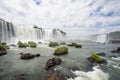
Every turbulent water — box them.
[0,43,120,80]
[0,19,66,44]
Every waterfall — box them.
[0,19,15,43]
[0,19,66,44]
[96,34,107,43]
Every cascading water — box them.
[0,19,15,43]
[0,19,66,44]
[96,34,107,43]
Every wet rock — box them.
[35,54,40,57]
[45,57,62,70]
[97,53,106,57]
[111,47,120,53]
[111,50,120,53]
[20,53,40,59]
[45,71,66,80]
[0,45,7,56]
[10,44,17,47]
[87,57,107,64]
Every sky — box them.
[0,0,120,39]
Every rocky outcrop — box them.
[87,57,107,64]
[97,53,106,57]
[20,53,40,59]
[0,45,7,56]
[45,57,62,70]
[45,71,66,80]
[54,47,68,55]
[111,47,120,53]
[87,53,107,64]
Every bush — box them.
[75,44,82,48]
[71,42,77,46]
[91,53,102,62]
[17,41,28,48]
[28,41,37,48]
[1,42,9,49]
[68,42,82,48]
[54,46,68,55]
[49,42,59,47]
[60,42,66,45]
[117,47,120,51]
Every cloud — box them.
[0,0,120,39]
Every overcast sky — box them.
[0,0,120,39]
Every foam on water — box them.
[111,57,120,61]
[68,66,109,80]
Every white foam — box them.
[111,57,120,61]
[68,66,109,80]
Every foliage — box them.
[91,53,102,62]
[17,41,28,48]
[28,41,37,48]
[75,44,82,48]
[54,46,68,55]
[117,47,120,51]
[49,41,59,47]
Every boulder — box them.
[60,42,66,45]
[67,43,82,48]
[45,71,66,80]
[20,53,40,59]
[45,57,62,70]
[49,42,59,47]
[54,46,68,55]
[87,53,107,64]
[97,53,106,57]
[28,41,37,48]
[0,45,7,56]
[111,47,120,53]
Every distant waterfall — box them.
[96,34,107,43]
[0,19,66,44]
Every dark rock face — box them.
[20,53,40,59]
[45,71,66,80]
[87,57,107,64]
[45,57,62,70]
[97,53,106,57]
[0,45,7,56]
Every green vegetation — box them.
[17,41,28,48]
[91,53,102,62]
[74,44,82,48]
[60,42,66,45]
[54,46,68,55]
[117,47,120,51]
[0,42,9,49]
[28,41,37,48]
[49,41,59,47]
[68,42,82,48]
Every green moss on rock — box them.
[1,42,9,49]
[28,41,37,48]
[54,46,68,55]
[68,42,82,48]
[75,44,82,48]
[17,41,28,48]
[117,47,120,51]
[91,53,102,62]
[60,42,66,45]
[49,42,59,47]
